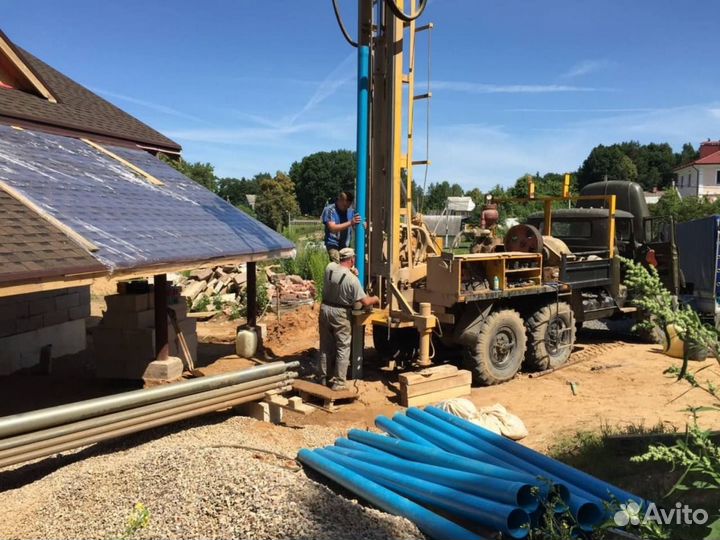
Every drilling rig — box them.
[336,1,651,386]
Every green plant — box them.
[212,295,223,311]
[192,295,210,312]
[119,502,150,539]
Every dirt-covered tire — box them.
[462,309,526,386]
[524,302,576,371]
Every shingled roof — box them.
[0,30,180,152]
[0,189,105,286]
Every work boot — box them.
[330,380,347,392]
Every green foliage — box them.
[159,154,217,191]
[119,502,150,539]
[289,150,356,215]
[192,295,210,313]
[421,181,464,212]
[577,145,639,187]
[254,172,301,231]
[281,242,329,300]
[651,188,720,223]
[577,141,699,190]
[215,174,263,207]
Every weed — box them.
[118,502,149,539]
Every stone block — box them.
[168,301,188,320]
[68,303,91,321]
[0,318,17,338]
[101,309,155,329]
[237,401,270,422]
[0,319,86,375]
[28,297,54,316]
[143,356,184,382]
[76,286,91,305]
[15,314,43,333]
[55,292,80,311]
[0,299,28,321]
[104,293,148,313]
[43,309,70,327]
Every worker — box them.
[318,247,379,390]
[321,191,361,263]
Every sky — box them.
[4,0,720,191]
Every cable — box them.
[331,0,358,47]
[385,0,428,22]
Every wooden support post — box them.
[417,302,433,367]
[154,273,169,360]
[247,261,257,327]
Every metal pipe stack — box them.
[298,405,645,540]
[0,361,299,469]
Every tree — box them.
[577,145,638,188]
[677,142,699,166]
[651,189,720,223]
[215,176,260,207]
[289,150,356,215]
[255,172,301,231]
[422,181,464,212]
[159,154,217,191]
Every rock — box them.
[190,268,213,281]
[183,280,207,301]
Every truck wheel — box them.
[525,302,576,371]
[462,309,526,386]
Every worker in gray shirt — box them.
[318,247,379,390]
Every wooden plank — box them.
[404,385,471,407]
[402,370,471,398]
[0,277,95,298]
[293,379,359,400]
[0,34,57,102]
[399,364,458,386]
[0,179,99,252]
[82,138,165,186]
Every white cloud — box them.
[424,103,720,191]
[559,59,613,80]
[93,88,206,123]
[431,81,607,94]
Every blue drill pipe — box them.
[343,432,541,485]
[425,406,644,507]
[297,449,484,540]
[391,413,511,469]
[317,449,530,539]
[375,415,436,447]
[568,493,605,532]
[355,45,370,284]
[327,444,539,512]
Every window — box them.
[551,221,592,238]
[716,170,720,185]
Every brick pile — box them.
[175,265,247,311]
[266,271,316,308]
[92,292,196,379]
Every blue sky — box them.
[4,1,720,191]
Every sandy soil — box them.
[195,304,720,451]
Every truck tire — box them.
[462,309,526,386]
[525,302,576,371]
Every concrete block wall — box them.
[0,286,90,375]
[93,293,197,379]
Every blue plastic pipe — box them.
[375,415,436,447]
[327,445,539,512]
[317,449,530,538]
[297,449,484,540]
[424,406,644,507]
[343,432,540,485]
[391,413,512,469]
[355,45,370,285]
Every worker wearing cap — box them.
[318,247,379,390]
[321,192,361,263]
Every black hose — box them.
[385,0,428,22]
[331,0,358,47]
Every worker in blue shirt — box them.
[321,191,361,263]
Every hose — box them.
[385,0,428,22]
[331,0,358,47]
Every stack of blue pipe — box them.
[298,406,644,540]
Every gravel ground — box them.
[0,414,423,540]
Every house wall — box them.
[676,165,720,198]
[0,286,90,374]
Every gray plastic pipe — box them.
[0,373,296,453]
[0,361,298,438]
[0,376,295,460]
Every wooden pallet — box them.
[292,379,359,412]
[399,364,472,407]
